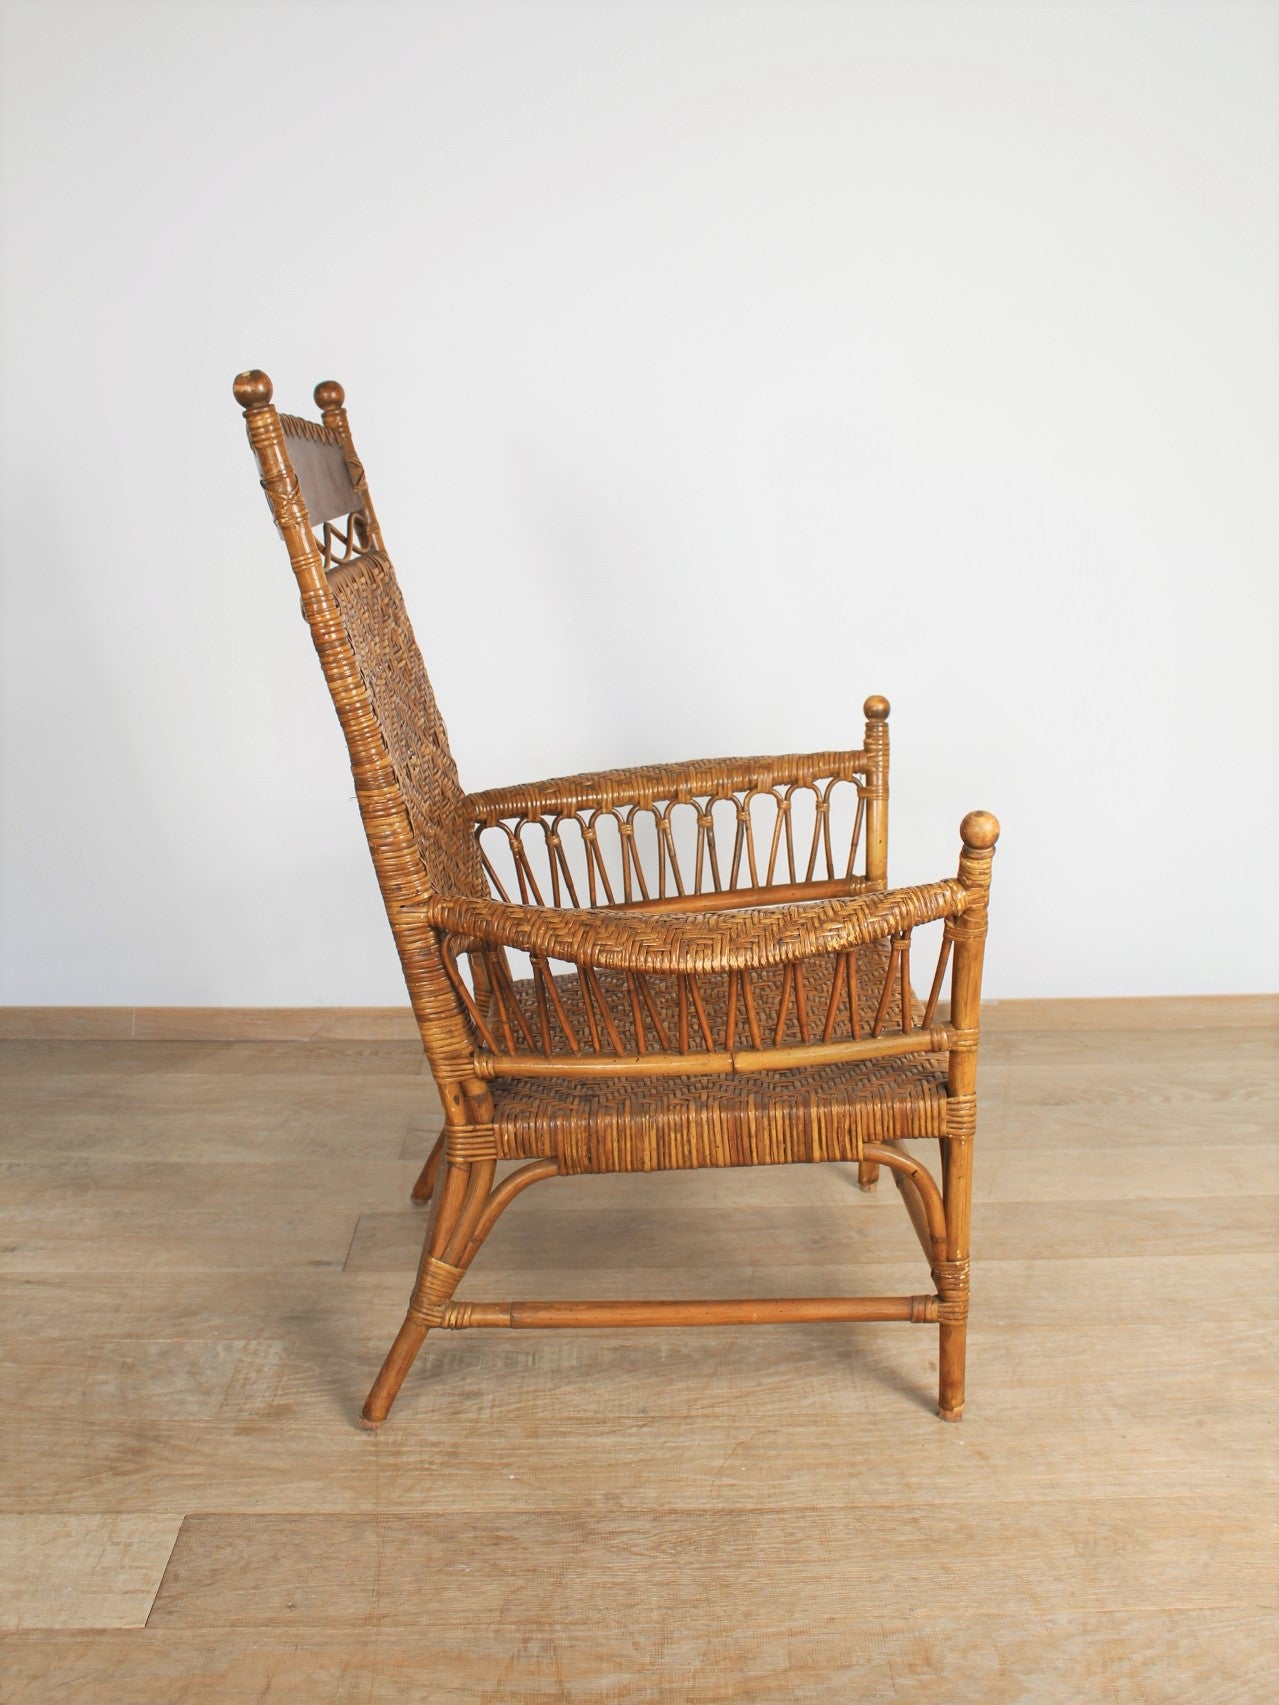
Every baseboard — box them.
[0,1006,422,1042]
[985,994,1278,1031]
[0,995,1274,1042]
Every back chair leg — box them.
[410,1132,445,1203]
[857,1158,880,1192]
[360,1156,494,1428]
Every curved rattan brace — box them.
[458,1159,560,1270]
[860,1141,948,1267]
[440,1160,497,1266]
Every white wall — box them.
[1,0,1276,1004]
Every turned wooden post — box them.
[938,808,999,1420]
[234,370,330,614]
[858,695,890,1189]
[862,695,890,888]
[314,379,386,554]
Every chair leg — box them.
[937,1135,973,1422]
[938,1321,966,1422]
[857,1158,880,1192]
[360,1157,488,1428]
[359,1312,434,1430]
[410,1132,444,1203]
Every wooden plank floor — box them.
[0,1001,1275,1702]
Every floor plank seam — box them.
[340,1213,366,1274]
[142,1517,189,1631]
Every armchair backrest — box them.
[234,371,484,906]
[234,370,483,1080]
[233,369,899,1084]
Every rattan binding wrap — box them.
[233,369,999,1429]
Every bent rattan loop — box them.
[233,369,999,1427]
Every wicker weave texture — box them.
[494,1057,949,1171]
[327,553,486,901]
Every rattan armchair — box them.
[233,371,999,1428]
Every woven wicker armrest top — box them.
[465,749,870,823]
[415,880,967,976]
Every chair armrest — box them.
[417,879,967,977]
[465,748,871,824]
[423,808,994,1079]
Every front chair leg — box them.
[938,1319,967,1422]
[936,1134,973,1422]
[857,1158,880,1192]
[361,1157,491,1428]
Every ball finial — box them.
[233,369,273,410]
[314,380,345,411]
[863,694,890,722]
[960,810,1000,850]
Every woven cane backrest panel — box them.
[277,414,361,526]
[327,551,486,900]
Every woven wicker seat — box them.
[492,1056,950,1174]
[234,370,1000,1427]
[495,950,948,1169]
